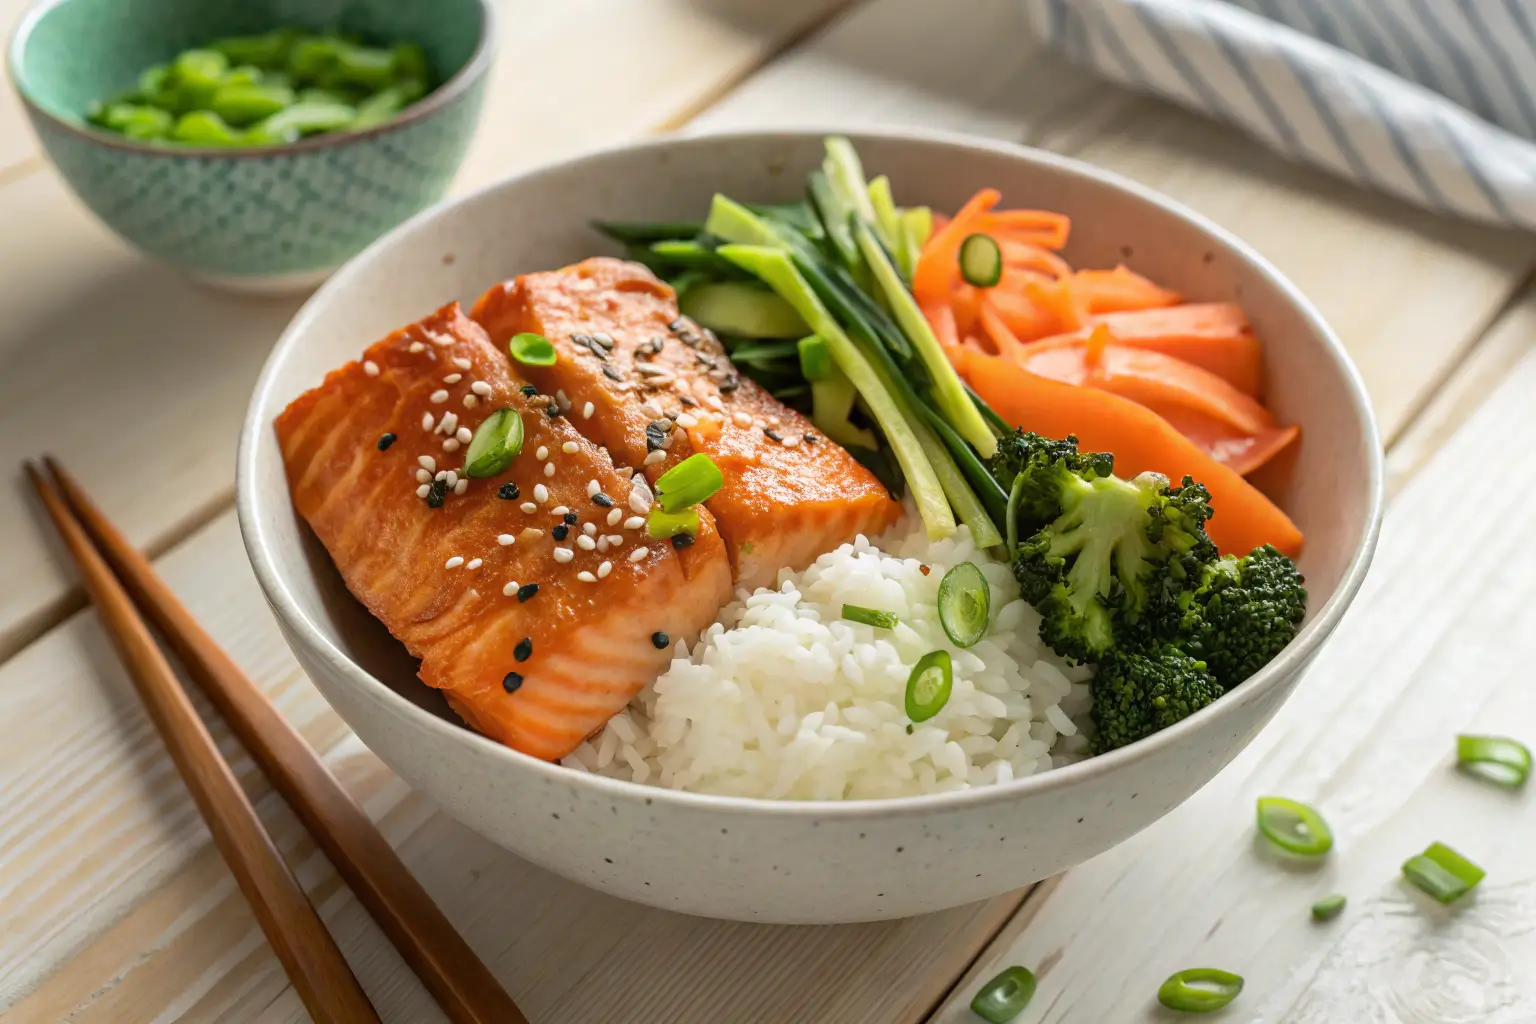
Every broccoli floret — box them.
[1178,544,1307,689]
[1090,645,1222,752]
[996,432,1215,664]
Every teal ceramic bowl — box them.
[8,0,494,292]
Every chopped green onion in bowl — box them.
[463,408,524,479]
[509,332,558,367]
[1255,796,1333,856]
[970,965,1036,1023]
[842,605,898,629]
[1456,734,1530,787]
[1402,842,1484,903]
[1157,968,1244,1013]
[937,561,990,647]
[647,507,700,540]
[1310,894,1347,921]
[654,453,724,512]
[905,650,953,723]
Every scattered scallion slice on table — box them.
[509,332,557,366]
[1157,968,1244,1014]
[969,965,1036,1024]
[1311,894,1347,921]
[842,605,898,629]
[1455,734,1531,787]
[1255,796,1333,856]
[937,561,990,647]
[654,453,724,513]
[958,233,1002,287]
[463,408,524,479]
[646,507,700,540]
[905,650,953,723]
[1402,842,1484,903]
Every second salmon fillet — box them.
[472,258,902,590]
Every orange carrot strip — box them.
[914,188,1000,307]
[987,287,1062,342]
[951,283,982,337]
[1074,266,1183,313]
[925,301,961,355]
[953,347,1303,557]
[979,299,1027,361]
[999,239,1073,278]
[1152,405,1301,477]
[1024,278,1089,334]
[976,210,1071,248]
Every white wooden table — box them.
[3,1,1534,1020]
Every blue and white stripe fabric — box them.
[1020,0,1536,229]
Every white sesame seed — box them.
[454,479,468,495]
[418,455,436,472]
[409,342,426,353]
[597,537,610,552]
[422,412,435,431]
[597,561,612,578]
[435,470,450,482]
[443,373,462,384]
[543,463,556,478]
[615,466,634,478]
[706,395,725,412]
[442,438,461,452]
[577,535,596,551]
[430,389,449,404]
[452,356,472,370]
[606,534,624,546]
[521,502,537,513]
[503,580,519,596]
[628,478,654,513]
[521,528,544,540]
[582,401,595,419]
[439,412,458,434]
[640,401,664,418]
[466,558,482,569]
[644,450,666,466]
[586,479,601,498]
[607,508,623,526]
[497,533,515,546]
[556,389,571,411]
[582,522,597,536]
[732,411,752,428]
[629,547,650,562]
[445,471,458,487]
[533,483,549,503]
[444,556,464,569]
[416,469,432,484]
[456,426,473,444]
[471,380,492,397]
[553,547,574,563]
[551,506,569,516]
[364,360,380,376]
[535,446,549,460]
[416,484,431,498]
[675,413,698,428]
[658,432,676,450]
[463,394,478,408]
[577,571,598,583]
[592,331,613,345]
[624,516,646,530]
[562,441,579,454]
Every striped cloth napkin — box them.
[1020,0,1536,229]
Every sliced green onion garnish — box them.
[969,965,1036,1024]
[905,650,953,723]
[646,506,700,540]
[1402,842,1484,903]
[842,604,898,629]
[798,334,834,381]
[509,332,557,366]
[1157,968,1243,1013]
[654,453,724,513]
[1255,796,1333,856]
[1311,894,1346,921]
[463,408,524,478]
[1456,734,1531,787]
[938,562,990,647]
[958,233,1002,288]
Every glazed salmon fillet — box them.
[472,258,901,590]
[275,302,732,760]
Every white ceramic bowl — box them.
[237,128,1383,925]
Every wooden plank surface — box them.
[0,0,853,660]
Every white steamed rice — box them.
[562,514,1095,800]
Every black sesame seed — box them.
[514,637,533,662]
[376,432,396,451]
[651,631,670,649]
[764,428,784,443]
[517,582,540,602]
[552,524,569,541]
[426,479,448,508]
[905,724,914,734]
[671,532,694,550]
[503,672,523,693]
[520,384,538,397]
[718,375,740,393]
[602,365,625,382]
[571,333,590,344]
[678,395,698,407]
[546,401,561,418]
[802,432,817,445]
[592,493,614,508]
[498,482,520,500]
[668,318,685,332]
[563,511,579,525]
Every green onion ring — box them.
[1157,968,1244,1013]
[1456,734,1531,788]
[1255,796,1333,856]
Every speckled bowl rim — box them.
[237,125,1385,822]
[5,0,496,159]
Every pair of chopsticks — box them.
[26,458,527,1024]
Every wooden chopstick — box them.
[42,457,527,1024]
[25,462,382,1024]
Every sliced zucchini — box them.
[958,233,1002,288]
